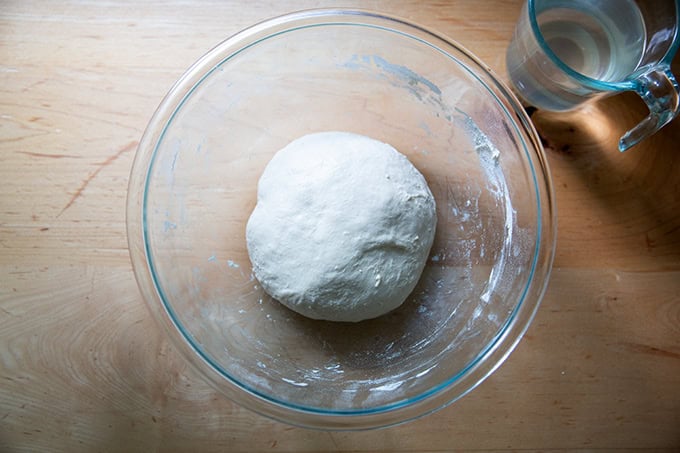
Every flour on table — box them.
[246,131,437,322]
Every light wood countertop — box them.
[1,1,679,451]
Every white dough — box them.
[246,131,437,322]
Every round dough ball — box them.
[246,131,436,322]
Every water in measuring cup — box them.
[508,0,647,111]
[541,2,645,81]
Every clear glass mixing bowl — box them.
[127,9,556,430]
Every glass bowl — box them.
[127,9,556,430]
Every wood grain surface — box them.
[1,1,679,451]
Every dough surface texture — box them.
[246,131,436,322]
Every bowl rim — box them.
[126,8,557,430]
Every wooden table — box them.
[2,1,679,451]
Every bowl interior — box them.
[135,13,550,422]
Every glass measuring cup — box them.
[507,0,680,151]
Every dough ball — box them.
[246,131,436,322]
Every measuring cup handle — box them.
[619,66,680,151]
